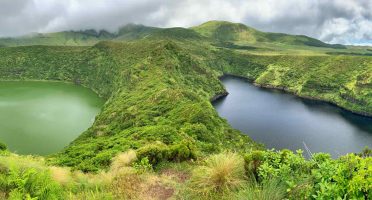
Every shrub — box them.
[243,150,265,180]
[136,141,197,166]
[75,161,99,173]
[132,157,153,173]
[169,141,197,162]
[357,146,372,158]
[93,151,116,167]
[186,152,246,199]
[181,123,216,143]
[0,142,7,151]
[136,143,170,166]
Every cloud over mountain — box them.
[0,0,371,45]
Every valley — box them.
[0,21,370,200]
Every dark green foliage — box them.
[168,141,197,162]
[357,146,372,158]
[0,141,6,151]
[136,141,197,166]
[242,150,372,199]
[244,150,265,180]
[136,143,170,166]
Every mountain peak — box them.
[197,20,251,28]
[192,20,259,42]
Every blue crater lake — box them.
[213,76,372,156]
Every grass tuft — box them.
[110,150,137,174]
[186,152,246,199]
[236,179,286,200]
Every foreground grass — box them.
[0,149,180,199]
[1,149,370,199]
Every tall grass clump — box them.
[110,150,137,174]
[110,150,144,199]
[236,179,286,200]
[185,152,246,199]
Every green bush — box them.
[136,143,170,166]
[0,142,7,151]
[243,150,265,180]
[136,141,198,166]
[250,149,372,199]
[132,157,152,173]
[169,141,197,162]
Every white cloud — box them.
[0,0,371,45]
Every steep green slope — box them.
[192,21,259,42]
[0,40,259,171]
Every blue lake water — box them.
[213,76,372,156]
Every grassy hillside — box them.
[115,24,159,40]
[0,21,371,199]
[192,21,345,48]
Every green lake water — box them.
[0,81,104,155]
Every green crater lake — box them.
[0,81,104,155]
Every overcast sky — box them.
[1,0,371,45]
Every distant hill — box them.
[0,20,345,49]
[191,21,345,49]
[0,30,115,46]
[115,24,159,40]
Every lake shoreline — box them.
[0,79,106,100]
[0,81,104,155]
[215,73,372,118]
[213,75,372,156]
